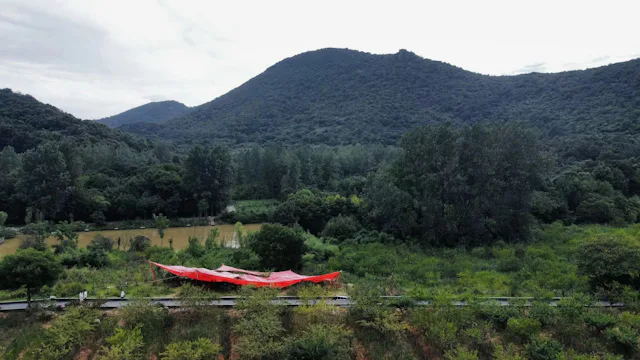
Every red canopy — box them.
[150,262,340,288]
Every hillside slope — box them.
[0,89,148,153]
[120,48,640,146]
[96,100,190,128]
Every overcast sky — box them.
[1,0,639,119]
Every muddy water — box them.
[0,224,262,257]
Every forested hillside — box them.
[96,100,190,128]
[120,48,640,146]
[0,89,148,153]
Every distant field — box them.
[0,224,262,257]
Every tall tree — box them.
[0,249,62,307]
[17,142,71,220]
[183,145,233,215]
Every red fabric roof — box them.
[150,262,340,288]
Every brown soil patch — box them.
[73,347,93,360]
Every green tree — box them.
[320,215,361,241]
[17,142,71,220]
[205,228,219,250]
[576,234,640,290]
[183,145,233,215]
[0,249,62,306]
[248,224,307,270]
[153,213,170,246]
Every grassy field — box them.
[0,224,263,258]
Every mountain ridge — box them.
[0,88,149,153]
[96,100,190,128]
[117,48,640,147]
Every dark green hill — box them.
[0,89,148,153]
[120,48,640,146]
[96,100,190,128]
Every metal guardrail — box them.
[0,296,624,312]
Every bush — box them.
[0,227,16,240]
[281,324,354,360]
[320,215,361,241]
[119,301,172,346]
[507,317,541,341]
[130,235,152,253]
[96,326,145,360]
[60,248,109,268]
[185,236,205,258]
[529,301,558,327]
[21,307,99,360]
[89,234,114,252]
[444,346,479,360]
[605,326,638,354]
[525,336,563,360]
[248,224,307,270]
[583,311,617,331]
[575,234,640,290]
[160,338,221,360]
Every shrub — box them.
[529,301,558,326]
[96,326,145,360]
[444,346,479,360]
[281,324,354,360]
[160,338,221,360]
[605,326,638,354]
[575,234,640,290]
[119,301,172,346]
[583,311,617,331]
[248,224,307,270]
[89,234,114,252]
[0,227,16,240]
[130,235,152,252]
[21,307,99,360]
[320,215,361,241]
[185,237,205,258]
[525,336,563,360]
[507,317,541,341]
[234,288,286,360]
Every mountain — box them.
[96,100,190,128]
[0,89,148,153]
[119,48,640,147]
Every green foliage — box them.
[248,223,307,270]
[320,215,361,241]
[525,336,563,360]
[205,228,219,250]
[21,307,99,360]
[153,213,170,242]
[605,326,638,354]
[89,234,114,252]
[576,234,640,289]
[507,317,542,341]
[160,338,221,360]
[97,326,145,360]
[0,248,62,303]
[183,145,233,215]
[234,288,286,360]
[583,311,618,331]
[130,235,152,253]
[281,324,354,360]
[444,346,479,360]
[185,236,205,258]
[119,301,172,346]
[367,123,542,246]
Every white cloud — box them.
[0,0,639,118]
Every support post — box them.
[149,261,157,284]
